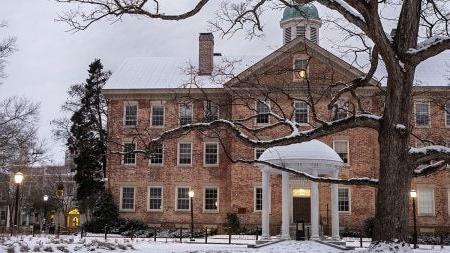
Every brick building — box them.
[103,4,450,237]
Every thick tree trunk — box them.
[373,69,414,241]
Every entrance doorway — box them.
[292,188,311,223]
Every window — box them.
[284,27,292,44]
[332,101,349,120]
[121,187,135,211]
[254,187,263,212]
[294,101,308,124]
[338,188,350,212]
[204,187,218,211]
[0,207,6,226]
[334,140,349,164]
[150,143,163,165]
[256,101,270,125]
[310,27,318,43]
[417,187,435,215]
[123,143,136,165]
[255,148,266,160]
[124,102,138,126]
[179,103,193,125]
[296,26,306,38]
[176,187,190,210]
[148,187,163,211]
[204,101,219,122]
[294,58,308,79]
[151,105,165,127]
[445,101,450,127]
[178,143,192,165]
[415,102,430,127]
[204,143,219,166]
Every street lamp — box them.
[189,190,195,241]
[410,189,417,249]
[14,172,24,234]
[43,195,49,232]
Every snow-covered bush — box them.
[19,244,30,252]
[55,245,69,253]
[32,245,41,252]
[42,246,53,252]
[6,245,15,253]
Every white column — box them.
[261,169,271,240]
[281,171,290,239]
[6,205,10,228]
[310,170,320,240]
[331,170,340,240]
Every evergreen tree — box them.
[69,59,109,216]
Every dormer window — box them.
[293,57,309,80]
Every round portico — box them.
[257,140,344,241]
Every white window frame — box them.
[177,142,193,166]
[253,186,271,213]
[293,100,309,124]
[417,186,435,216]
[179,102,193,126]
[150,104,165,128]
[120,186,136,212]
[149,143,164,166]
[333,140,350,165]
[293,54,309,81]
[175,186,191,211]
[203,187,219,213]
[332,100,349,120]
[445,101,450,128]
[203,142,219,167]
[147,186,163,212]
[338,187,351,214]
[414,101,431,128]
[254,148,266,160]
[204,101,219,122]
[123,101,138,127]
[122,142,137,166]
[255,100,271,126]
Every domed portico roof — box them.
[258,140,343,175]
[282,3,320,21]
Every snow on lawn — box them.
[0,235,339,253]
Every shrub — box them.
[225,213,240,234]
[42,246,53,252]
[55,246,69,253]
[364,217,376,238]
[20,244,30,252]
[32,245,41,252]
[7,245,15,253]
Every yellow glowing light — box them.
[293,188,311,197]
[297,70,307,79]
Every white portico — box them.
[257,140,343,240]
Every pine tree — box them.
[69,59,109,216]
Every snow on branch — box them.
[413,160,447,177]
[406,36,450,64]
[314,0,368,33]
[409,145,450,165]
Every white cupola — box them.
[280,2,322,45]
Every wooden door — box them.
[293,197,311,223]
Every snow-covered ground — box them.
[1,235,449,253]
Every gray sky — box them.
[0,1,448,164]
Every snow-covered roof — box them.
[104,56,263,90]
[258,140,343,175]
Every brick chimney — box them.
[198,33,214,76]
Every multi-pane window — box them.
[255,148,266,160]
[284,27,292,44]
[296,26,306,38]
[445,101,450,127]
[204,187,218,211]
[150,143,163,165]
[179,103,193,125]
[0,207,6,226]
[178,143,192,165]
[415,102,430,127]
[176,187,190,210]
[294,59,308,79]
[418,187,435,215]
[256,101,270,124]
[121,187,135,210]
[254,187,263,211]
[334,140,349,164]
[123,143,136,165]
[338,188,350,212]
[148,187,163,211]
[151,105,165,127]
[124,103,138,126]
[332,102,348,120]
[204,101,219,122]
[310,27,318,43]
[294,101,308,124]
[204,143,219,166]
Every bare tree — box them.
[0,22,16,83]
[57,0,450,243]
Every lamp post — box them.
[410,189,418,249]
[14,172,24,234]
[189,190,195,241]
[43,195,49,233]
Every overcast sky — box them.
[0,1,448,164]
